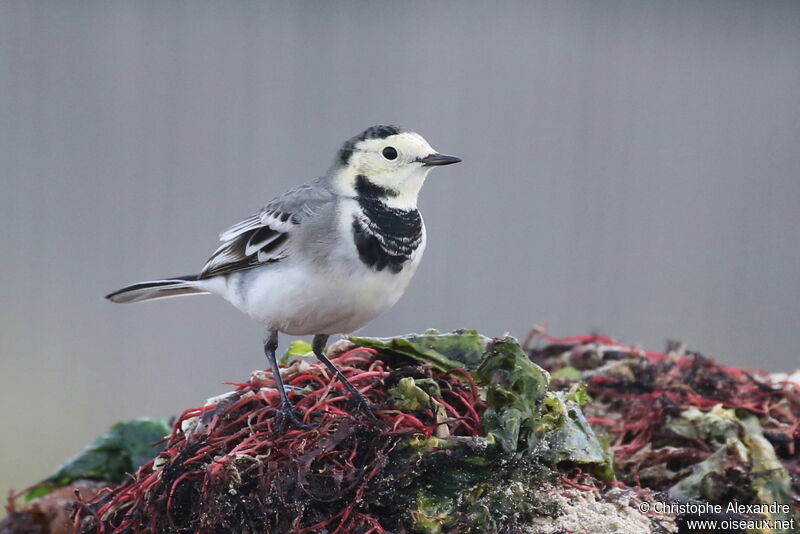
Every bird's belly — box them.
[220,260,418,335]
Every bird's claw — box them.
[273,403,312,433]
[350,396,378,421]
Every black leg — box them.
[264,328,309,430]
[312,334,376,420]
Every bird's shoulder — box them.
[218,176,337,241]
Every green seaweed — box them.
[666,405,739,445]
[352,332,614,532]
[385,434,555,533]
[279,339,313,364]
[538,388,615,481]
[26,418,171,502]
[668,405,793,528]
[474,337,550,456]
[350,329,490,371]
[550,366,583,380]
[49,417,170,483]
[739,413,793,528]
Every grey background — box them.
[1,1,799,501]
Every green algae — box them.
[352,331,614,532]
[350,328,490,371]
[25,418,170,502]
[667,405,794,529]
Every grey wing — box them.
[200,178,334,278]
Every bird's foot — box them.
[349,393,378,421]
[273,402,312,433]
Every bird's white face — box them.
[335,131,456,209]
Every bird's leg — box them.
[264,328,310,430]
[312,334,377,420]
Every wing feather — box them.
[218,214,261,241]
[244,226,282,256]
[200,177,334,279]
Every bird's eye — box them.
[382,146,398,160]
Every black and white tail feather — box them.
[105,274,208,303]
[106,177,332,305]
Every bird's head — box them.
[333,125,460,209]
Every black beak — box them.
[418,153,462,167]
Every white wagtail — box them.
[107,125,460,426]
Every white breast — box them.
[206,207,426,335]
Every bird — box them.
[106,125,461,427]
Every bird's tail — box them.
[105,274,209,303]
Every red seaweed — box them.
[70,346,485,534]
[528,329,800,513]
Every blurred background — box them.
[2,0,799,500]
